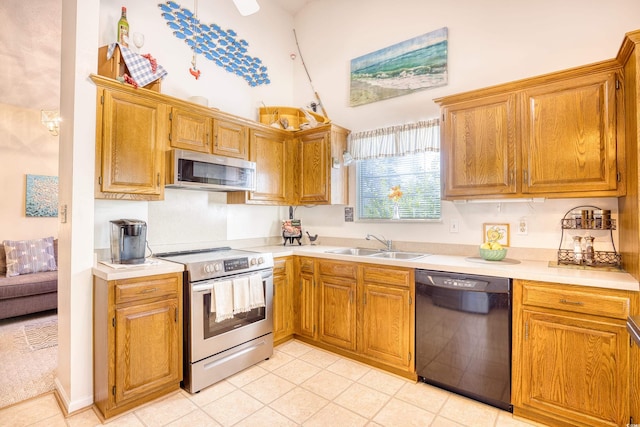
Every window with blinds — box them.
[356,151,441,220]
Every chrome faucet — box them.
[366,234,393,251]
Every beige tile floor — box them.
[0,340,547,427]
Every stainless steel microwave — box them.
[166,149,256,192]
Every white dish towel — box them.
[249,273,265,309]
[233,276,251,314]
[212,280,234,322]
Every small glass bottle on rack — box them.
[584,236,595,265]
[573,236,583,264]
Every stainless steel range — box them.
[156,247,274,393]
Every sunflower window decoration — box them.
[388,185,403,220]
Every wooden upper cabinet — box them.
[298,127,330,204]
[436,63,624,200]
[213,118,248,159]
[440,93,518,197]
[521,72,619,195]
[228,127,291,204]
[95,84,167,200]
[296,124,350,205]
[168,107,211,153]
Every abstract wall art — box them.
[350,27,448,106]
[25,175,58,217]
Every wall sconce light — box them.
[41,110,61,136]
[342,150,354,166]
[232,0,260,16]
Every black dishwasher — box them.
[415,269,512,412]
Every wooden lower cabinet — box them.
[512,279,635,427]
[295,258,415,378]
[295,257,317,340]
[318,261,357,351]
[94,273,183,420]
[362,282,412,369]
[273,257,294,344]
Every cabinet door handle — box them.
[523,169,528,184]
[157,173,160,186]
[509,171,514,184]
[140,287,158,294]
[559,298,584,306]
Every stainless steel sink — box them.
[369,251,428,260]
[325,248,382,256]
[325,248,428,260]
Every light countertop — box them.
[91,244,639,292]
[92,258,185,281]
[248,244,640,292]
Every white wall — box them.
[287,0,640,251]
[94,0,640,253]
[0,104,59,240]
[93,0,295,250]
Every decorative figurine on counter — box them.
[282,219,302,246]
[306,231,318,245]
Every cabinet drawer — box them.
[299,258,315,274]
[363,266,411,287]
[274,258,288,276]
[114,274,179,305]
[319,261,357,279]
[521,281,630,320]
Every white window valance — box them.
[348,118,440,160]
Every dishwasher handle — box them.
[415,269,510,293]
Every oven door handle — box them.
[193,283,214,293]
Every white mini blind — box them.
[352,119,441,221]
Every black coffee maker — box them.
[110,219,147,264]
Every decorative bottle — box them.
[572,236,583,264]
[117,7,129,47]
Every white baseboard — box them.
[54,378,94,414]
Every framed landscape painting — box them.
[349,27,448,106]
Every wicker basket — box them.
[259,106,329,131]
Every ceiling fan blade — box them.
[232,0,260,16]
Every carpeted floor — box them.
[0,310,57,409]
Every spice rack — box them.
[556,205,621,268]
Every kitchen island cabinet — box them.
[512,279,637,427]
[436,62,624,200]
[93,272,183,420]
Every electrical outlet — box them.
[518,218,528,235]
[450,219,459,233]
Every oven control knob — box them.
[204,263,221,273]
[257,257,264,265]
[250,258,257,266]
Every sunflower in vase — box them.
[388,185,403,219]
